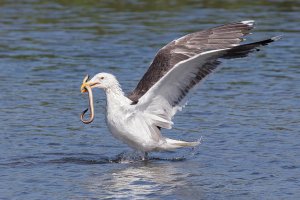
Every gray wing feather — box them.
[127,21,255,102]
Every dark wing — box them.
[134,37,280,129]
[127,20,255,103]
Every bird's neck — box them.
[105,84,131,109]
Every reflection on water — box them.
[86,162,191,199]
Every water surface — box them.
[0,0,299,199]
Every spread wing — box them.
[127,20,256,103]
[132,36,280,129]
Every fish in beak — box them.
[81,75,89,93]
[80,75,95,124]
[81,75,100,93]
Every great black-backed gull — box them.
[80,20,280,159]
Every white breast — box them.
[105,92,149,151]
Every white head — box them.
[81,72,120,92]
[80,73,122,124]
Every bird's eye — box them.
[100,77,104,80]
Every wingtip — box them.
[271,35,283,41]
[240,20,255,27]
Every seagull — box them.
[80,20,280,159]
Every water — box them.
[0,0,299,199]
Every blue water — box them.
[0,1,299,199]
